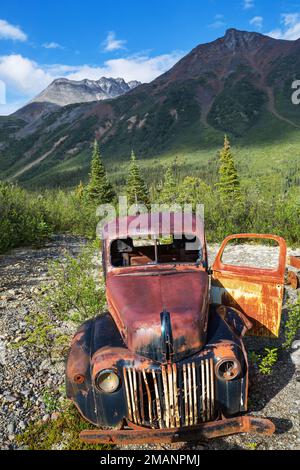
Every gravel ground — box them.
[0,237,299,450]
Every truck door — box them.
[211,234,287,337]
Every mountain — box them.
[32,77,141,107]
[1,28,300,188]
[12,77,141,123]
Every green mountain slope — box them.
[1,28,300,189]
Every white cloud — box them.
[0,50,184,114]
[208,20,226,29]
[102,31,127,52]
[0,18,27,41]
[250,16,263,29]
[208,14,226,29]
[0,54,53,96]
[243,0,254,10]
[282,13,299,27]
[65,52,183,83]
[266,13,300,40]
[42,42,64,50]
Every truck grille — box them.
[123,359,215,428]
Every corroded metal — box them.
[200,360,206,422]
[66,215,287,443]
[192,363,197,426]
[152,369,163,428]
[123,367,132,422]
[161,365,170,427]
[142,369,153,426]
[124,361,215,430]
[209,358,214,419]
[173,363,180,427]
[211,233,287,337]
[288,255,300,270]
[167,364,175,428]
[183,364,188,426]
[79,416,276,445]
[287,270,300,290]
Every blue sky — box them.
[1,0,300,114]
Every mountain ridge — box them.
[30,76,141,107]
[1,28,300,188]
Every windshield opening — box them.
[110,234,202,267]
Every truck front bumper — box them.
[79,415,275,445]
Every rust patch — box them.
[288,255,300,270]
[287,270,300,289]
[91,346,155,379]
[79,416,275,444]
[211,234,287,337]
[66,341,89,383]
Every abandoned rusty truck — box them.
[66,213,287,445]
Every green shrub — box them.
[0,183,53,253]
[16,402,111,450]
[248,348,278,375]
[16,241,106,359]
[258,348,278,375]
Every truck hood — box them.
[106,268,209,362]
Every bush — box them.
[0,183,99,253]
[17,241,106,360]
[16,402,111,450]
[0,183,52,253]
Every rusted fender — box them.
[286,270,300,290]
[288,255,300,270]
[79,416,275,445]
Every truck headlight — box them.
[215,358,240,381]
[95,369,120,393]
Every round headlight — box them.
[95,369,120,393]
[215,359,240,381]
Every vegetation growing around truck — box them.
[15,241,106,360]
[16,400,110,450]
[1,135,300,255]
[248,347,279,375]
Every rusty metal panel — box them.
[123,361,215,429]
[79,416,275,445]
[288,255,300,270]
[211,234,287,337]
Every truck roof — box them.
[102,212,205,242]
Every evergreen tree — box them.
[216,135,241,202]
[86,140,115,204]
[159,163,178,204]
[126,150,150,207]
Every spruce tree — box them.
[126,150,150,207]
[216,135,241,202]
[159,163,177,204]
[86,140,115,204]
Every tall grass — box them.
[0,183,96,253]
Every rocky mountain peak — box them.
[222,28,268,51]
[31,76,141,107]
